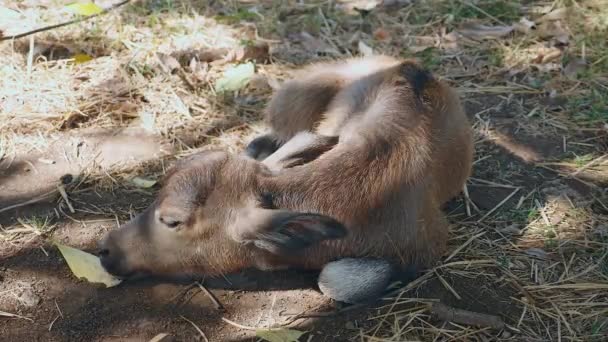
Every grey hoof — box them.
[318,258,393,304]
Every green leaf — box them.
[73,53,93,64]
[215,62,255,93]
[256,328,306,342]
[55,243,122,288]
[131,176,157,188]
[65,2,104,16]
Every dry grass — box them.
[1,0,607,341]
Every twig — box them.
[0,310,33,321]
[180,315,209,342]
[1,0,132,41]
[196,281,224,311]
[0,189,58,214]
[434,271,462,300]
[57,185,75,214]
[221,317,288,331]
[458,0,508,26]
[570,154,607,176]
[477,187,520,222]
[444,231,486,262]
[430,302,505,330]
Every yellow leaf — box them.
[73,53,93,64]
[65,2,104,16]
[55,243,122,288]
[149,333,170,342]
[256,328,306,342]
[131,176,157,188]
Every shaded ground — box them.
[1,1,607,341]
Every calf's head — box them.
[98,150,346,279]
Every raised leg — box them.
[245,67,347,160]
[261,132,338,172]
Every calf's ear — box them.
[234,210,347,255]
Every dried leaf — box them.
[563,58,586,79]
[525,247,548,260]
[73,53,93,64]
[500,224,522,235]
[157,52,181,74]
[373,28,390,41]
[55,243,122,287]
[215,62,255,93]
[539,8,567,22]
[65,2,103,16]
[131,176,157,188]
[140,111,156,132]
[256,328,306,342]
[225,41,269,63]
[358,40,374,56]
[514,17,536,34]
[537,21,569,45]
[149,333,170,342]
[249,74,271,91]
[297,31,338,54]
[457,23,514,40]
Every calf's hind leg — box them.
[245,71,346,160]
[317,258,396,304]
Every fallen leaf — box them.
[538,8,567,22]
[457,23,514,40]
[500,224,523,235]
[536,48,562,64]
[248,74,271,91]
[525,247,548,260]
[256,328,306,342]
[55,243,122,288]
[514,17,536,34]
[373,28,390,41]
[266,76,281,90]
[65,2,103,16]
[140,111,156,132]
[215,62,255,93]
[131,176,157,188]
[297,31,338,54]
[73,53,93,64]
[358,40,374,56]
[149,333,170,342]
[563,58,586,79]
[225,41,269,63]
[157,52,181,74]
[537,21,569,45]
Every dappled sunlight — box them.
[2,0,608,340]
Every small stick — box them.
[430,302,505,330]
[444,231,486,263]
[196,281,224,311]
[571,154,607,176]
[1,0,132,41]
[477,187,520,223]
[0,310,33,321]
[462,185,472,217]
[0,189,58,214]
[180,315,209,342]
[434,271,462,300]
[57,185,75,214]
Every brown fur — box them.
[98,55,474,280]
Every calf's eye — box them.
[160,217,181,229]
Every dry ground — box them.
[1,0,607,341]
